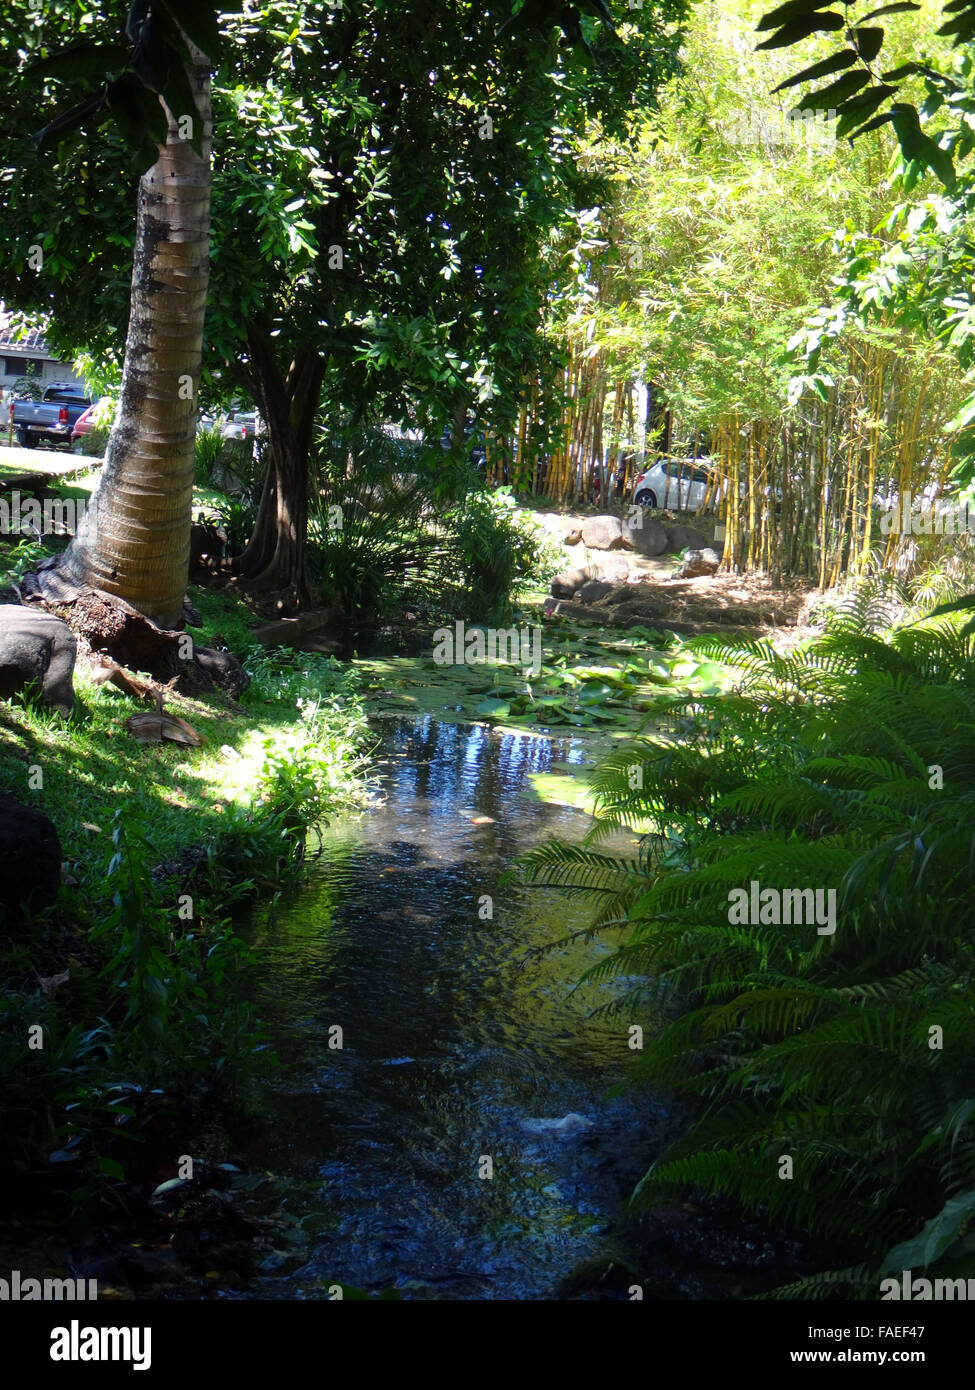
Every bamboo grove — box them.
[484,0,969,587]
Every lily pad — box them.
[475,698,511,717]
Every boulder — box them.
[0,794,62,915]
[666,523,712,554]
[580,515,624,550]
[587,558,629,583]
[189,520,228,575]
[623,515,670,557]
[577,579,615,605]
[675,547,721,579]
[563,525,583,546]
[193,645,250,699]
[551,567,589,599]
[0,606,77,716]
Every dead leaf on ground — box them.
[37,969,69,995]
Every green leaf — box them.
[792,71,869,112]
[158,0,222,59]
[772,50,858,93]
[152,1177,187,1196]
[475,698,511,716]
[837,84,897,138]
[757,0,840,33]
[848,109,896,140]
[881,1191,975,1273]
[859,1,920,15]
[756,12,845,49]
[108,71,168,150]
[917,134,956,190]
[854,27,885,63]
[33,92,110,150]
[29,41,129,81]
[98,1157,126,1181]
[939,10,975,40]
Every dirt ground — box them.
[526,505,825,639]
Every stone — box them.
[550,567,589,599]
[580,515,624,550]
[587,558,629,583]
[189,521,228,575]
[0,605,76,716]
[253,606,344,655]
[618,600,663,624]
[600,584,637,606]
[522,1113,593,1136]
[193,645,250,698]
[675,547,721,579]
[563,525,582,545]
[623,515,670,557]
[0,793,62,914]
[577,579,614,605]
[666,523,711,554]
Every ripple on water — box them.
[237,716,675,1300]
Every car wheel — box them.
[16,430,32,449]
[635,489,657,507]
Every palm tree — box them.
[56,46,211,631]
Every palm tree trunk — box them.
[57,51,212,631]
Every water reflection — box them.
[239,716,673,1300]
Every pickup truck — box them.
[8,384,93,450]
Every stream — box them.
[233,714,679,1300]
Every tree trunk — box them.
[54,52,212,631]
[233,330,322,611]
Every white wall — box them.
[0,353,84,391]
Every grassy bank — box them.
[0,577,373,1226]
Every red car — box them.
[70,402,97,452]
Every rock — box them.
[586,557,629,583]
[189,521,228,575]
[522,1113,593,1136]
[674,548,721,579]
[577,579,615,605]
[666,523,711,554]
[550,567,589,599]
[253,606,344,655]
[599,584,637,606]
[563,525,582,545]
[193,645,250,698]
[0,794,62,914]
[0,605,77,716]
[580,515,624,550]
[618,600,663,624]
[624,516,670,557]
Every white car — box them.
[631,457,727,510]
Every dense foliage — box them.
[520,585,975,1294]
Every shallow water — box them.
[236,715,675,1300]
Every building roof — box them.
[0,308,52,356]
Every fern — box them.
[517,600,975,1294]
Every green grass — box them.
[0,584,370,879]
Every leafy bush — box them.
[519,591,975,1296]
[444,486,561,624]
[194,424,225,485]
[308,422,461,645]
